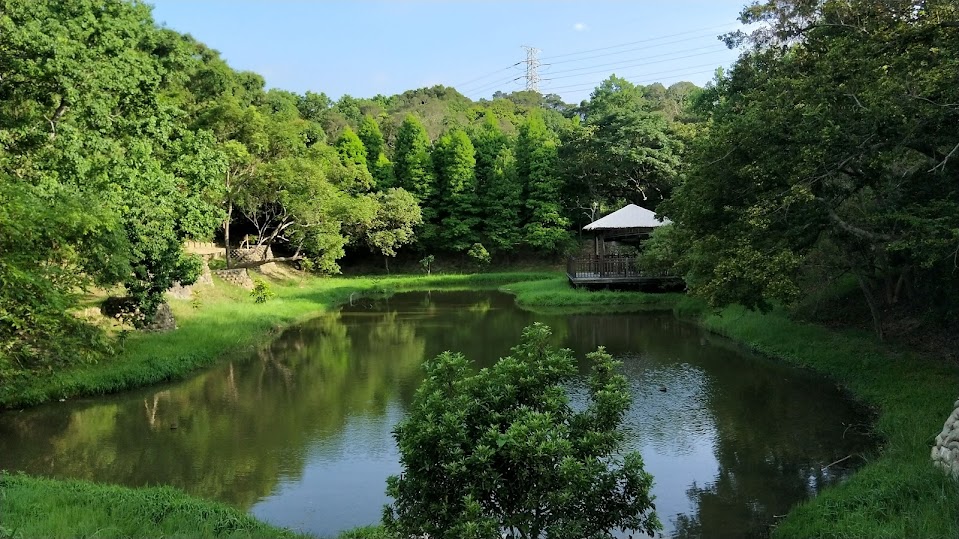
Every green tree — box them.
[336,126,375,193]
[385,323,661,539]
[561,76,681,212]
[516,112,571,252]
[358,115,395,189]
[358,115,386,165]
[363,188,423,273]
[0,0,219,324]
[336,126,368,171]
[432,128,479,251]
[234,151,353,273]
[392,114,435,204]
[663,0,959,338]
[482,147,523,254]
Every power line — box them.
[543,44,726,77]
[539,22,738,61]
[544,32,734,67]
[465,74,525,97]
[542,50,729,83]
[453,62,522,91]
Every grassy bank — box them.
[0,271,552,410]
[699,305,959,539]
[0,473,309,539]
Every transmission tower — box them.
[521,45,541,92]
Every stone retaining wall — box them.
[232,245,273,264]
[932,398,959,479]
[166,259,214,300]
[212,268,254,289]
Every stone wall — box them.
[166,258,214,300]
[212,268,254,289]
[232,245,273,264]
[183,241,222,257]
[932,398,959,479]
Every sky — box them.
[149,1,751,104]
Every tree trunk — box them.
[224,200,233,269]
[384,255,390,274]
[857,274,885,341]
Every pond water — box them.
[0,291,876,538]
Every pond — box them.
[0,290,876,538]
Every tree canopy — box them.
[385,323,661,539]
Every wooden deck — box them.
[566,255,684,291]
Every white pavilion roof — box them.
[583,204,670,230]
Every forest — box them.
[1,0,958,383]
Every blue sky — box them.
[149,1,750,104]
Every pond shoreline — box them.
[1,272,957,539]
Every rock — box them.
[931,398,959,476]
[144,302,177,332]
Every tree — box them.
[385,323,661,539]
[358,115,394,189]
[357,115,386,166]
[432,128,479,252]
[662,0,959,338]
[336,127,368,169]
[234,152,353,273]
[0,0,219,324]
[363,188,423,273]
[482,146,523,254]
[516,112,571,252]
[561,76,681,212]
[335,126,375,193]
[392,114,436,204]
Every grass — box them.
[2,270,958,538]
[0,473,309,539]
[501,276,681,310]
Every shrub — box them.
[250,280,275,304]
[419,254,435,275]
[467,243,491,266]
[384,323,661,539]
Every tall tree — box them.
[393,114,435,204]
[432,128,479,252]
[663,0,959,338]
[335,126,375,193]
[358,114,394,189]
[561,76,681,213]
[0,0,221,325]
[517,112,571,252]
[482,147,523,254]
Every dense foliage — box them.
[660,0,959,339]
[0,0,692,379]
[384,323,660,539]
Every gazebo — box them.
[566,203,679,289]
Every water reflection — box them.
[0,291,875,538]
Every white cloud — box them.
[573,22,589,32]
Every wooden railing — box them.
[566,255,640,278]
